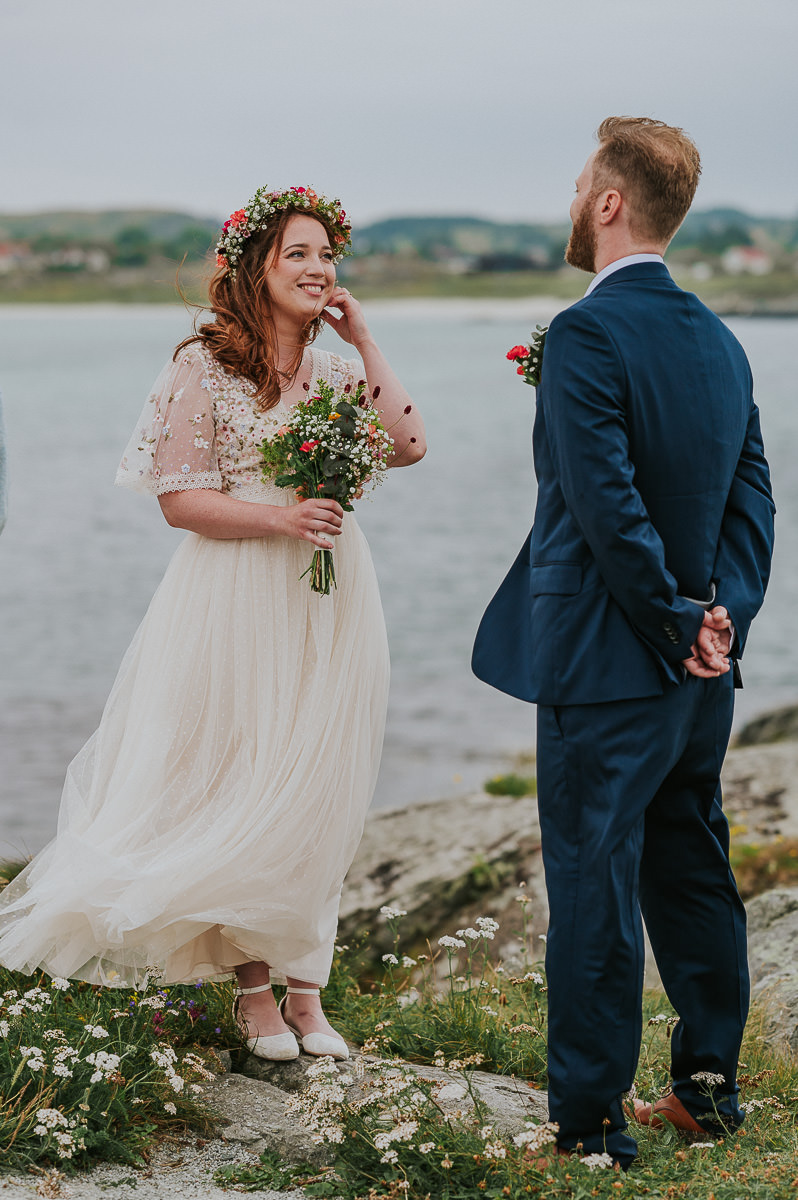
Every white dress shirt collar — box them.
[584,253,665,297]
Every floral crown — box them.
[215,185,352,277]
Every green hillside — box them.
[0,209,219,242]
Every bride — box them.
[0,185,426,1062]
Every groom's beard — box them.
[565,199,598,273]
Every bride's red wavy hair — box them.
[176,207,339,412]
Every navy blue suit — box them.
[473,263,774,1165]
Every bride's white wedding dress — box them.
[0,345,389,987]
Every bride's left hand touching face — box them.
[322,287,373,350]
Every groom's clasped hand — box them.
[683,605,733,678]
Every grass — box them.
[0,965,240,1173]
[730,837,798,899]
[217,902,798,1198]
[484,773,537,798]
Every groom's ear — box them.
[598,189,623,225]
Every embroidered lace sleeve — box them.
[326,352,364,394]
[115,349,223,497]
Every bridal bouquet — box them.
[506,324,548,388]
[260,378,394,594]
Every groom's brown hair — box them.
[593,117,701,244]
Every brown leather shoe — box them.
[632,1090,707,1135]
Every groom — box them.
[473,117,774,1167]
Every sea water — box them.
[0,302,795,856]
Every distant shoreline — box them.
[0,296,796,321]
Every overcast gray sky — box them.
[3,0,796,226]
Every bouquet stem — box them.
[301,548,337,595]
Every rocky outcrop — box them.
[746,887,798,1055]
[339,788,547,963]
[735,704,798,748]
[238,1052,549,1144]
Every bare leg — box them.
[283,977,344,1040]
[234,961,292,1038]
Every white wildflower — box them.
[483,1140,507,1159]
[456,927,482,940]
[647,1013,670,1025]
[513,1121,560,1152]
[580,1152,614,1169]
[480,1005,498,1016]
[50,978,70,992]
[85,1050,121,1083]
[688,1142,716,1149]
[137,995,166,1010]
[85,1024,109,1039]
[164,1102,177,1115]
[380,1148,399,1164]
[0,1019,10,1038]
[523,971,545,986]
[691,1071,726,1087]
[438,936,466,950]
[418,1141,436,1153]
[374,1121,418,1150]
[150,1047,178,1069]
[475,916,500,937]
[34,1109,69,1131]
[20,1046,46,1071]
[401,956,417,968]
[53,1130,77,1158]
[382,954,399,966]
[379,905,407,920]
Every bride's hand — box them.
[280,499,344,549]
[322,287,373,349]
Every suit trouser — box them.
[536,671,748,1165]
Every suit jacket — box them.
[472,262,775,705]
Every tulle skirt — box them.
[0,485,389,987]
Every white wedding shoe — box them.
[278,986,350,1060]
[233,981,300,1060]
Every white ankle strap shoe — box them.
[233,981,300,1061]
[279,986,350,1061]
